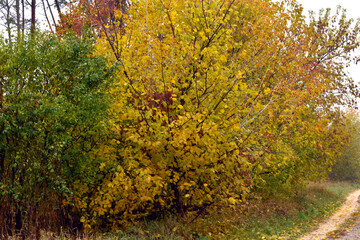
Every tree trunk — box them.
[45,0,56,26]
[0,81,4,181]
[41,0,53,32]
[31,0,36,33]
[54,0,61,16]
[5,0,11,42]
[22,0,25,35]
[16,0,20,36]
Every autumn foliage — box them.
[63,0,359,229]
[1,0,360,236]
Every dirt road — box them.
[299,189,360,240]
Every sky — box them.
[297,0,360,83]
[298,0,360,20]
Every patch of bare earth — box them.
[299,189,360,240]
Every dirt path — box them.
[299,189,360,240]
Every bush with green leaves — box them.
[0,33,114,237]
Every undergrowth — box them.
[10,181,357,240]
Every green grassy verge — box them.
[227,182,360,240]
[17,181,359,240]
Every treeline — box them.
[0,0,67,39]
[0,0,360,238]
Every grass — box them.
[226,181,359,240]
[10,181,360,240]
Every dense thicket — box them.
[0,33,114,237]
[1,0,360,237]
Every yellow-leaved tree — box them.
[62,0,360,228]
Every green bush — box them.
[0,32,114,237]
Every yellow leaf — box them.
[228,197,237,204]
[236,71,244,79]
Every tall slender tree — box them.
[30,0,35,32]
[0,0,68,39]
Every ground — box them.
[300,189,360,240]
